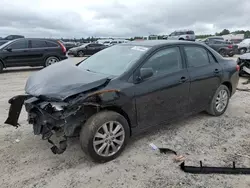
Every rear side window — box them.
[184,46,210,67]
[31,40,47,48]
[208,52,217,63]
[46,41,59,47]
[142,47,183,75]
[8,40,28,49]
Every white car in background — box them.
[237,38,250,54]
[167,30,196,41]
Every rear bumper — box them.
[59,56,68,61]
[231,72,240,96]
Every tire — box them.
[0,62,3,73]
[228,53,234,57]
[80,111,130,163]
[179,38,184,40]
[206,85,230,116]
[44,56,59,67]
[239,48,247,54]
[219,49,227,57]
[77,51,84,57]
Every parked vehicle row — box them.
[0,38,67,72]
[202,38,238,57]
[5,40,239,163]
[67,43,107,57]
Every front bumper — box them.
[67,50,77,56]
[4,95,85,154]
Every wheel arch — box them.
[101,106,132,136]
[0,58,5,68]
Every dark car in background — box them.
[62,41,78,51]
[5,40,239,163]
[0,38,67,72]
[203,39,238,57]
[68,43,107,57]
[0,35,25,46]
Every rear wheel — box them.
[80,111,130,163]
[44,56,59,67]
[206,85,230,116]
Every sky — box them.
[0,0,250,38]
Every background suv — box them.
[167,30,196,41]
[0,38,67,72]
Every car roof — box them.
[121,40,198,47]
[10,38,59,42]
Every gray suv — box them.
[167,30,195,41]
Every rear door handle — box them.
[179,77,188,83]
[214,69,220,74]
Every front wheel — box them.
[77,50,84,57]
[206,85,230,116]
[80,111,130,163]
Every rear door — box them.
[183,45,223,113]
[86,44,96,55]
[2,39,29,66]
[28,39,49,65]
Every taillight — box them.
[228,45,233,49]
[236,65,240,71]
[58,41,66,53]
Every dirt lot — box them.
[1,57,250,188]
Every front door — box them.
[133,46,190,129]
[2,40,29,67]
[183,45,223,113]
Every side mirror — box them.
[136,68,153,82]
[5,47,12,52]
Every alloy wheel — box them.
[215,89,228,112]
[93,121,125,157]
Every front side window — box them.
[8,40,28,49]
[141,47,182,76]
[78,45,150,76]
[184,46,210,67]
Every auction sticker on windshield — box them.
[131,46,149,52]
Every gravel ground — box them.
[1,57,250,188]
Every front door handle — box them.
[179,77,188,83]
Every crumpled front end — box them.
[4,88,121,155]
[237,54,250,76]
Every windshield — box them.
[80,43,89,47]
[78,45,150,76]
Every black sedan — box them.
[67,43,107,57]
[5,40,239,163]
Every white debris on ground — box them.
[1,57,250,188]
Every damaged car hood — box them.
[25,60,111,101]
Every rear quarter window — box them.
[46,41,59,47]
